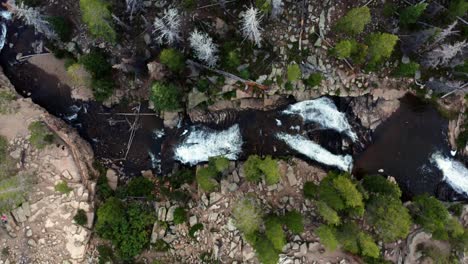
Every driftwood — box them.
[124,104,141,160]
[187,59,269,92]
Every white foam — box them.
[277,133,353,171]
[174,124,243,165]
[282,97,357,141]
[275,119,282,126]
[152,129,165,139]
[431,152,468,196]
[0,23,6,52]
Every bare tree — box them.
[126,0,142,21]
[241,7,263,47]
[153,8,181,45]
[429,21,459,48]
[12,3,56,39]
[271,0,284,19]
[189,30,219,67]
[423,41,468,68]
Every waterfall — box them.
[276,133,353,172]
[0,11,11,52]
[431,152,468,196]
[174,124,243,165]
[282,97,357,141]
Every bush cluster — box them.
[80,0,116,42]
[0,90,16,114]
[28,121,54,149]
[74,209,88,226]
[48,16,73,42]
[79,51,115,101]
[55,181,72,194]
[150,81,182,111]
[243,155,280,185]
[196,156,230,192]
[159,49,185,73]
[334,7,371,35]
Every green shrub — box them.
[244,155,263,182]
[225,50,241,70]
[0,135,16,181]
[74,209,88,226]
[303,181,318,199]
[96,199,156,259]
[159,49,185,72]
[254,237,279,264]
[282,210,304,234]
[28,121,54,149]
[209,156,230,172]
[173,208,187,224]
[394,62,420,77]
[383,3,397,17]
[181,0,196,10]
[399,3,428,26]
[232,198,263,235]
[152,239,170,252]
[257,156,280,185]
[304,73,323,88]
[366,195,411,242]
[196,166,218,192]
[317,201,340,226]
[122,177,154,198]
[448,0,468,19]
[358,232,380,258]
[196,79,210,93]
[334,7,371,35]
[79,51,112,79]
[255,0,272,14]
[189,223,203,238]
[97,244,114,264]
[0,90,16,114]
[265,216,286,251]
[332,174,364,210]
[150,81,182,111]
[80,0,116,42]
[55,181,72,194]
[169,169,195,189]
[332,40,353,59]
[97,174,114,200]
[91,77,114,102]
[316,225,338,251]
[411,194,450,240]
[361,175,401,199]
[287,64,301,82]
[366,33,398,67]
[0,173,31,212]
[47,16,73,42]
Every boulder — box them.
[106,169,118,191]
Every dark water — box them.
[354,95,465,201]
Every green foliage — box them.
[448,0,468,19]
[173,208,187,224]
[358,232,380,258]
[79,51,112,79]
[243,155,280,185]
[287,64,301,82]
[336,222,360,254]
[159,49,185,72]
[169,169,195,189]
[232,198,263,235]
[0,136,8,166]
[366,195,411,242]
[96,198,156,259]
[418,244,452,264]
[0,90,16,114]
[55,181,72,194]
[120,177,154,198]
[334,7,371,35]
[411,194,450,240]
[47,16,73,42]
[361,175,401,199]
[282,210,304,234]
[189,223,203,238]
[399,3,428,26]
[80,0,116,42]
[265,216,286,251]
[209,156,230,172]
[196,78,211,93]
[366,33,399,67]
[303,181,317,199]
[74,209,88,226]
[255,0,272,14]
[0,136,17,182]
[317,201,340,226]
[332,40,353,59]
[97,244,115,264]
[152,239,170,252]
[196,166,218,192]
[257,156,280,185]
[254,237,279,264]
[150,81,182,111]
[96,174,114,200]
[332,175,364,209]
[91,77,114,102]
[304,73,323,88]
[28,121,54,149]
[316,225,338,251]
[394,62,420,77]
[244,155,263,182]
[383,3,397,17]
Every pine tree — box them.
[241,7,263,47]
[80,0,116,43]
[153,8,181,45]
